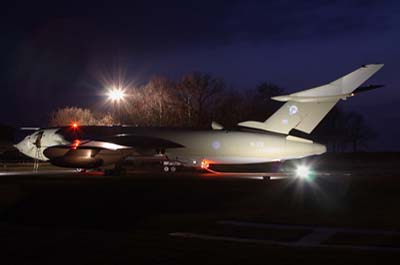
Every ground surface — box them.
[0,154,400,264]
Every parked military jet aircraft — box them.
[14,64,384,176]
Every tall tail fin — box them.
[238,64,384,134]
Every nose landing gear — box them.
[33,131,44,172]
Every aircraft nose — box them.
[14,138,29,153]
[14,142,23,151]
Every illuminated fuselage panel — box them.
[154,129,326,165]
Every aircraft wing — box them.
[43,134,185,169]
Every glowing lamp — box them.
[201,159,210,169]
[296,165,310,179]
[71,122,79,129]
[72,139,81,150]
[107,88,126,102]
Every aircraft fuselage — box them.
[15,126,326,169]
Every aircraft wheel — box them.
[170,166,177,172]
[163,166,170,172]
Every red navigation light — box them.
[201,159,210,169]
[71,122,79,129]
[72,139,81,150]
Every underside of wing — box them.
[43,134,185,169]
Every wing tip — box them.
[363,63,384,69]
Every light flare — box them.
[296,165,311,179]
[72,139,81,150]
[106,87,126,102]
[201,159,210,169]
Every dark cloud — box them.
[224,1,397,43]
[2,0,397,53]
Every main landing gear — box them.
[104,167,127,176]
[104,162,127,176]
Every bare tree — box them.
[250,82,284,121]
[49,107,114,126]
[312,108,376,152]
[176,72,224,127]
[344,111,376,152]
[121,77,179,127]
[257,82,284,99]
[312,107,345,152]
[123,87,148,126]
[213,89,252,127]
[141,76,179,126]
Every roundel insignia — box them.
[289,105,298,115]
[212,140,221,150]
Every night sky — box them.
[1,1,399,150]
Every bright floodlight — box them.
[107,88,126,102]
[296,165,310,179]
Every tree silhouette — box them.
[312,107,377,152]
[176,72,224,127]
[344,111,377,151]
[49,107,114,126]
